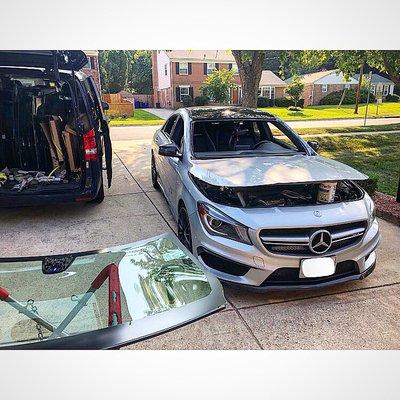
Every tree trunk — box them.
[354,63,364,114]
[232,50,265,108]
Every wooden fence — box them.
[102,93,134,117]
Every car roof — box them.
[185,106,276,121]
[0,66,86,81]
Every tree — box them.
[367,50,400,86]
[127,50,153,94]
[285,75,304,108]
[201,68,236,104]
[98,50,130,93]
[232,50,266,108]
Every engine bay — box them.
[191,175,364,208]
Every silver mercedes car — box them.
[151,107,380,291]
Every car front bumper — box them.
[190,212,380,290]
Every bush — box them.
[194,95,209,106]
[181,95,193,107]
[319,89,375,105]
[358,173,379,196]
[385,94,399,102]
[257,97,273,107]
[274,97,305,108]
[288,106,303,111]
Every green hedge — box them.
[194,95,209,106]
[385,94,399,102]
[319,89,375,105]
[274,97,304,108]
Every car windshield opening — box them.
[192,119,305,158]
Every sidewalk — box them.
[145,108,400,129]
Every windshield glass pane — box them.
[0,234,220,348]
[192,119,304,158]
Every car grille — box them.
[259,221,367,256]
[261,260,358,286]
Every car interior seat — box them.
[193,123,216,152]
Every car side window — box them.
[163,115,177,137]
[170,116,185,150]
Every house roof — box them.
[165,50,235,63]
[286,70,335,84]
[354,73,395,85]
[259,70,286,87]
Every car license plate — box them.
[300,257,336,278]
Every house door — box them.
[231,87,239,105]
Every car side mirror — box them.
[307,140,319,151]
[101,101,109,111]
[159,143,182,158]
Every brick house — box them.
[286,70,359,106]
[258,70,286,102]
[81,50,101,91]
[152,50,286,109]
[354,73,395,99]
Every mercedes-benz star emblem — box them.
[309,230,332,254]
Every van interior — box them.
[0,70,87,194]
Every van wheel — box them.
[90,181,105,204]
[151,153,160,190]
[178,205,192,252]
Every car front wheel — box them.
[178,205,192,252]
[151,153,160,190]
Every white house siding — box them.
[156,50,171,90]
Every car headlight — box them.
[366,196,376,229]
[197,202,252,245]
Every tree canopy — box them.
[201,68,236,104]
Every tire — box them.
[178,205,193,252]
[151,153,160,190]
[90,178,105,204]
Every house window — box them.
[321,84,328,93]
[260,86,275,99]
[179,62,189,75]
[383,85,389,96]
[345,83,350,89]
[371,85,376,95]
[230,63,238,74]
[164,64,168,76]
[207,63,216,74]
[179,86,190,102]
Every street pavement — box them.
[1,126,399,349]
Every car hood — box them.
[0,50,87,71]
[190,155,368,187]
[0,233,225,349]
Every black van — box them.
[0,50,112,206]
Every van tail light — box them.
[83,129,98,161]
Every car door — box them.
[154,114,177,193]
[86,76,113,188]
[162,115,185,214]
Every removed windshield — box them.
[192,119,305,158]
[0,234,225,349]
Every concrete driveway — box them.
[1,126,399,350]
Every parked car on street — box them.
[0,50,112,206]
[151,107,380,290]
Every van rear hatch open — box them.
[0,51,87,71]
[0,233,225,349]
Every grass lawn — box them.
[293,123,400,136]
[109,109,163,126]
[260,102,400,121]
[305,133,400,196]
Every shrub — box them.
[358,173,379,195]
[285,75,305,108]
[274,97,305,108]
[257,97,273,107]
[181,95,193,107]
[385,94,399,102]
[319,89,375,105]
[288,106,303,111]
[194,95,209,106]
[201,69,236,104]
